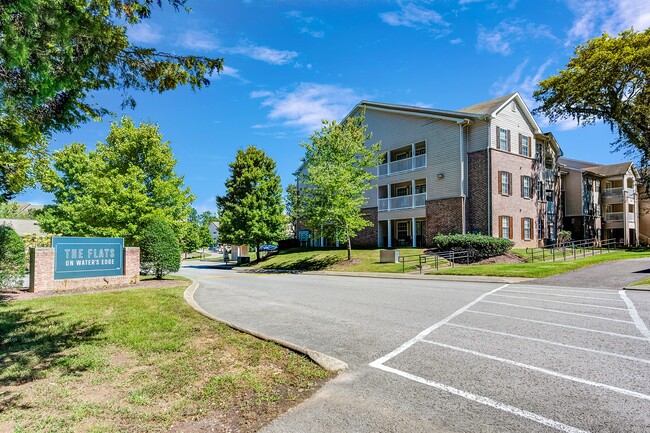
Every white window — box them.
[499,128,509,151]
[395,186,409,197]
[521,135,530,157]
[522,176,531,199]
[415,183,426,194]
[501,171,510,195]
[501,216,511,239]
[523,218,531,240]
[397,222,409,240]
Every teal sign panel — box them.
[53,237,124,280]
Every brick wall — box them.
[425,197,463,245]
[467,150,489,234]
[30,247,140,293]
[352,207,378,248]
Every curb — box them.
[622,286,650,292]
[183,281,348,372]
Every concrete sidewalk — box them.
[530,257,650,289]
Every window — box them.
[535,143,542,161]
[414,141,426,156]
[394,151,410,161]
[537,180,544,199]
[499,171,511,196]
[538,218,544,240]
[520,135,530,157]
[415,183,426,194]
[500,216,512,239]
[498,127,510,151]
[395,186,410,197]
[397,221,409,240]
[522,217,532,240]
[521,176,531,199]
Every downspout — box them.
[457,119,471,234]
[487,120,492,236]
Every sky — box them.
[16,0,650,212]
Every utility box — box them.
[380,249,400,263]
[237,256,250,265]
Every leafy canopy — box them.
[298,111,380,260]
[533,28,650,166]
[0,226,25,290]
[37,117,194,245]
[140,217,181,279]
[216,146,285,261]
[0,0,223,200]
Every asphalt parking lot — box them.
[180,264,650,432]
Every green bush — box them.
[0,226,26,290]
[430,233,514,261]
[139,218,181,279]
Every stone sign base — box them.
[29,247,140,292]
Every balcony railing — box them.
[602,187,623,197]
[378,193,426,211]
[604,212,623,222]
[378,154,426,177]
[628,213,635,222]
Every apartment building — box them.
[297,93,563,248]
[560,158,639,246]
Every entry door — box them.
[416,221,426,246]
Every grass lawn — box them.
[0,282,330,433]
[252,247,427,273]
[428,249,650,278]
[629,277,650,286]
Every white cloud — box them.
[179,30,218,51]
[491,59,580,130]
[250,90,274,99]
[565,0,650,43]
[449,38,463,44]
[227,42,298,65]
[128,22,162,44]
[380,1,449,31]
[251,83,365,133]
[478,19,558,56]
[219,65,248,83]
[287,10,326,38]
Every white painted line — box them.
[445,323,650,365]
[421,340,650,402]
[510,286,618,295]
[464,310,646,341]
[501,289,623,302]
[373,363,590,433]
[369,284,509,367]
[482,301,634,324]
[489,293,627,311]
[619,290,650,343]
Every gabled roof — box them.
[350,100,485,122]
[458,92,542,135]
[0,219,43,236]
[582,161,636,178]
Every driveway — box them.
[180,263,650,433]
[530,258,650,289]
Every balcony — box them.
[378,193,426,211]
[602,187,623,197]
[603,212,623,222]
[378,154,426,178]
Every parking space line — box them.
[482,301,634,323]
[488,294,628,310]
[500,290,624,302]
[464,310,646,341]
[619,290,650,343]
[445,323,650,365]
[369,284,510,367]
[510,286,619,295]
[373,363,590,433]
[421,340,650,402]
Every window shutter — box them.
[528,137,532,157]
[507,130,511,152]
[520,176,524,198]
[521,218,525,239]
[508,172,512,196]
[496,126,500,148]
[509,216,513,239]
[518,133,523,155]
[498,171,503,194]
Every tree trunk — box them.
[256,243,260,262]
[346,226,352,261]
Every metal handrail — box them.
[399,250,473,273]
[525,238,617,262]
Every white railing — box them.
[628,213,635,222]
[626,188,635,197]
[378,193,427,211]
[378,154,426,177]
[604,212,623,221]
[603,187,623,197]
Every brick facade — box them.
[467,150,489,234]
[29,247,140,292]
[425,197,463,244]
[352,207,378,248]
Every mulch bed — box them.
[1,278,185,302]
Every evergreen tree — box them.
[216,146,285,262]
[0,226,25,290]
[140,217,181,279]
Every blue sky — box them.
[17,0,650,212]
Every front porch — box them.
[377,218,427,248]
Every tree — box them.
[533,28,650,166]
[0,0,223,200]
[299,112,381,260]
[37,117,194,245]
[140,217,181,279]
[0,226,25,290]
[285,183,299,239]
[179,221,201,258]
[216,146,285,262]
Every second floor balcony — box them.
[378,193,426,211]
[378,179,426,211]
[378,142,427,177]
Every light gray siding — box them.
[491,99,537,155]
[564,169,584,216]
[467,120,489,153]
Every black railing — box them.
[399,250,473,273]
[525,238,617,263]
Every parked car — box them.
[259,244,278,252]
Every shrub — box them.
[140,218,181,279]
[0,226,26,290]
[430,233,514,262]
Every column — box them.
[387,183,392,211]
[387,151,392,175]
[387,219,393,248]
[411,179,416,208]
[377,221,382,248]
[412,217,417,248]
